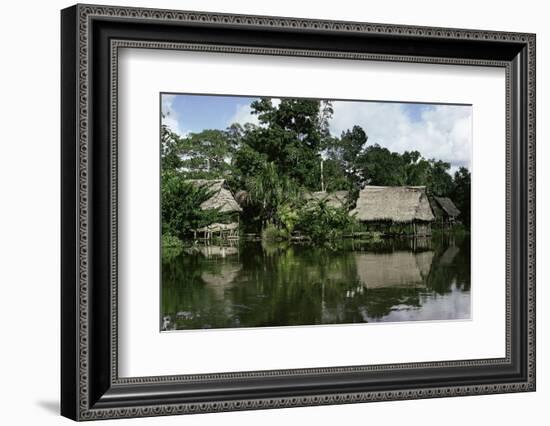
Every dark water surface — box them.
[161,235,470,330]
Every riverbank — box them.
[162,226,469,259]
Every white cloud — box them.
[161,94,175,114]
[227,103,260,128]
[227,98,282,128]
[330,102,472,170]
[161,94,187,137]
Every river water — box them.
[161,235,470,330]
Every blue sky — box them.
[161,94,472,171]
[163,94,257,134]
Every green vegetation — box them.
[161,98,471,245]
[261,224,289,242]
[294,200,355,243]
[161,233,184,261]
[161,172,229,240]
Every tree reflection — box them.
[161,235,470,330]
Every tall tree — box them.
[246,161,299,228]
[402,150,431,186]
[240,98,334,189]
[178,129,236,178]
[358,144,407,186]
[451,167,471,226]
[250,98,332,150]
[325,125,369,189]
[161,123,184,172]
[320,158,351,192]
[426,159,454,196]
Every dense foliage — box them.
[450,167,471,227]
[161,172,229,240]
[294,200,356,243]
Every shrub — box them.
[162,233,183,248]
[262,224,289,242]
[161,172,230,239]
[161,233,184,261]
[277,203,300,234]
[294,200,356,242]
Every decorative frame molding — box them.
[61,4,535,421]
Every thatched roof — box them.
[434,196,461,218]
[350,186,435,223]
[304,190,349,209]
[186,179,242,213]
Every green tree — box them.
[161,172,228,239]
[243,125,318,186]
[325,125,369,189]
[251,98,332,150]
[426,159,454,196]
[359,144,407,186]
[178,129,235,178]
[232,143,267,183]
[246,161,300,228]
[451,167,471,227]
[321,158,351,192]
[402,150,431,186]
[239,98,333,189]
[161,123,183,171]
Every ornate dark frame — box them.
[61,3,536,421]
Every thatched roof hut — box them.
[433,196,461,219]
[186,179,242,213]
[350,186,435,223]
[304,190,349,209]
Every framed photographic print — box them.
[61,4,536,421]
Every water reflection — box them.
[161,234,470,330]
[355,251,432,288]
[185,244,239,258]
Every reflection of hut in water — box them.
[350,186,435,236]
[415,251,435,277]
[439,245,460,265]
[304,190,349,209]
[430,196,461,227]
[410,237,432,251]
[355,251,434,288]
[184,244,239,258]
[187,179,242,239]
[197,245,238,258]
[201,263,242,298]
